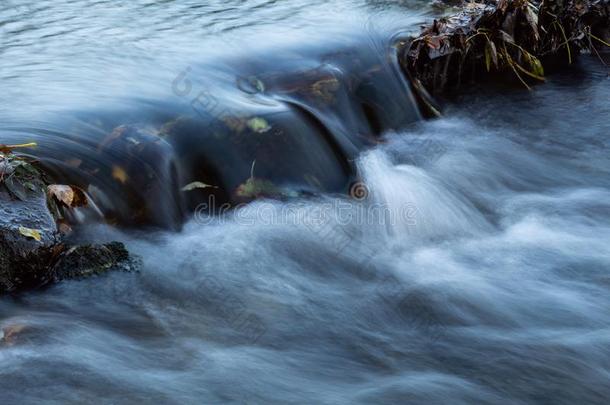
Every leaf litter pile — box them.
[401,0,609,112]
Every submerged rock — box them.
[0,150,138,294]
[52,242,139,280]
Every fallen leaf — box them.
[181,181,218,192]
[47,184,88,207]
[235,177,280,199]
[0,142,37,154]
[1,324,27,346]
[64,158,82,168]
[246,117,271,133]
[222,116,247,133]
[19,226,42,242]
[311,77,340,102]
[47,185,74,206]
[112,166,128,184]
[98,126,128,151]
[58,220,72,235]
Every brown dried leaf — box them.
[1,324,27,346]
[47,184,88,208]
[64,158,83,168]
[58,219,73,235]
[98,126,128,151]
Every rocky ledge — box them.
[0,145,138,294]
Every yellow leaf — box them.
[0,142,37,154]
[112,166,128,184]
[19,226,42,242]
[246,117,271,133]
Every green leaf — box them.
[484,39,499,72]
[529,55,544,77]
[235,177,279,198]
[246,117,271,133]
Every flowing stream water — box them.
[1,1,610,404]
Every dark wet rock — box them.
[0,153,138,293]
[52,241,139,280]
[1,32,425,225]
[0,154,59,291]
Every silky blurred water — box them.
[2,1,610,404]
[0,0,433,118]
